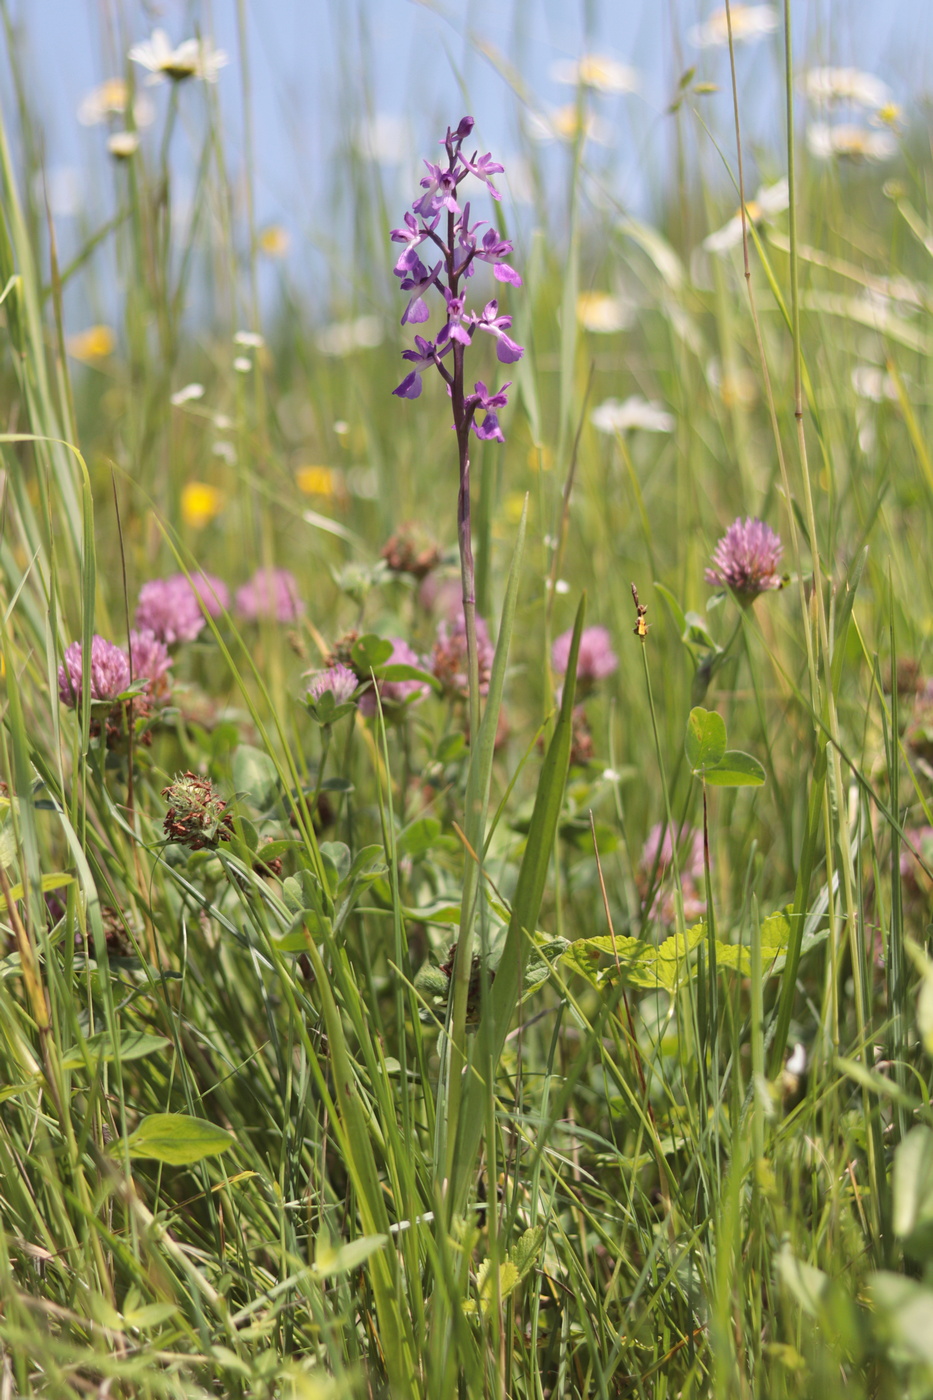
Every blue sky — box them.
[5,0,930,315]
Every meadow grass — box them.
[2,4,933,1397]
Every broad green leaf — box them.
[397,817,441,860]
[776,1247,831,1319]
[510,1225,545,1280]
[373,662,441,694]
[868,1273,933,1367]
[232,744,279,810]
[123,1113,235,1165]
[703,750,766,787]
[313,1233,389,1277]
[466,1258,522,1316]
[350,634,392,671]
[893,1126,933,1258]
[562,922,766,990]
[685,707,726,774]
[61,1031,170,1070]
[123,1302,179,1330]
[320,841,351,892]
[906,938,933,1056]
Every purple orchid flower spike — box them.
[389,115,522,1156]
[389,115,522,436]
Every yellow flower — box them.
[181,482,224,529]
[295,466,337,497]
[67,325,116,361]
[258,225,290,258]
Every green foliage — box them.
[2,7,933,1396]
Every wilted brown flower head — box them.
[381,521,442,579]
[161,771,233,850]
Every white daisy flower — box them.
[525,105,611,146]
[851,365,898,402]
[107,132,140,160]
[233,330,265,348]
[577,291,635,333]
[807,122,897,162]
[129,30,229,85]
[550,54,640,95]
[688,5,779,49]
[703,177,789,254]
[233,357,252,374]
[591,396,675,434]
[78,78,155,128]
[170,383,205,406]
[802,67,892,111]
[315,315,383,358]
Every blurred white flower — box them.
[346,466,379,498]
[707,359,758,408]
[354,113,412,165]
[107,132,140,159]
[316,315,383,358]
[234,330,265,348]
[688,5,778,48]
[212,441,237,464]
[851,365,898,402]
[591,397,675,434]
[703,177,789,253]
[333,420,350,435]
[807,122,896,162]
[213,413,233,430]
[577,291,635,333]
[233,357,252,374]
[170,383,204,406]
[78,77,155,128]
[129,30,228,85]
[550,54,640,95]
[526,105,611,146]
[802,67,892,110]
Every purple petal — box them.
[392,371,423,400]
[495,334,524,364]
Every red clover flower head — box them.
[705,517,784,602]
[432,610,494,698]
[390,116,522,441]
[136,574,208,644]
[189,571,230,618]
[306,663,358,706]
[552,625,618,688]
[235,567,303,623]
[58,636,131,707]
[129,629,174,699]
[639,823,706,926]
